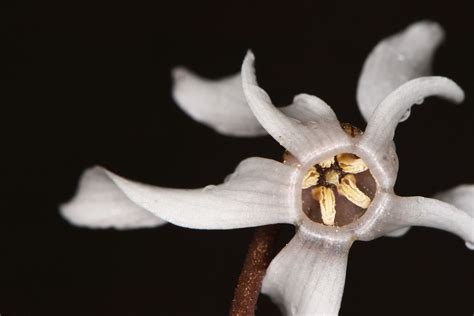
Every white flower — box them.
[61,21,474,315]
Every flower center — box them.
[301,153,376,226]
[283,123,376,227]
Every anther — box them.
[312,186,336,226]
[302,166,320,189]
[336,153,369,174]
[297,124,377,227]
[337,174,371,209]
[319,157,335,168]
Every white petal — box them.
[357,21,445,122]
[241,51,350,163]
[385,227,411,238]
[104,157,298,229]
[360,76,464,156]
[380,195,474,247]
[280,93,339,123]
[262,231,351,316]
[434,185,474,249]
[434,185,474,217]
[385,185,474,239]
[60,167,166,229]
[171,67,266,137]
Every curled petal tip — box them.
[245,49,255,61]
[357,20,447,122]
[171,66,190,82]
[60,166,166,230]
[448,80,465,104]
[362,76,465,154]
[408,20,445,40]
[241,50,349,163]
[171,63,266,137]
[242,51,257,84]
[410,76,465,105]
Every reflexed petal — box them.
[434,185,474,249]
[104,157,298,229]
[241,51,350,163]
[60,167,166,229]
[360,76,464,156]
[357,21,445,122]
[280,94,340,123]
[377,195,474,247]
[385,185,474,239]
[262,231,351,316]
[434,185,474,217]
[171,67,266,137]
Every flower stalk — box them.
[229,225,279,316]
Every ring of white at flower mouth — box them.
[286,123,395,241]
[301,152,377,227]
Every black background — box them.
[1,0,473,315]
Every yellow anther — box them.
[319,156,335,168]
[312,186,336,226]
[302,166,320,189]
[337,174,371,209]
[337,153,368,174]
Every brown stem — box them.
[229,225,279,316]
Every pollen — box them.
[337,174,371,209]
[299,122,377,227]
[302,166,320,189]
[319,156,335,169]
[301,152,375,226]
[336,153,369,174]
[312,186,337,226]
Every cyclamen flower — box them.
[61,21,474,315]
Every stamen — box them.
[337,153,369,174]
[337,174,371,208]
[312,186,336,226]
[319,156,335,168]
[302,166,320,189]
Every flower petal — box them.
[171,67,266,137]
[357,21,445,122]
[262,230,351,316]
[241,51,350,163]
[434,185,474,217]
[103,157,298,229]
[360,76,464,156]
[377,195,474,248]
[434,185,474,249]
[384,227,411,238]
[60,167,166,229]
[385,185,474,239]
